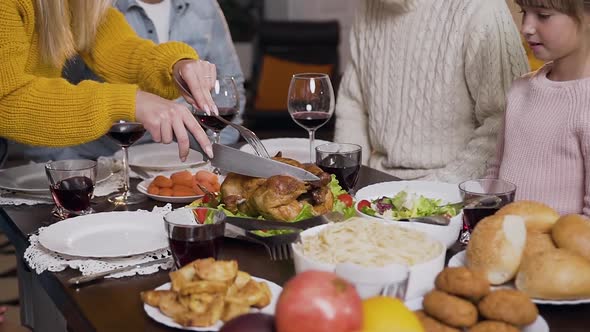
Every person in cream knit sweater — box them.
[334,0,529,183]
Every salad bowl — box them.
[354,181,463,248]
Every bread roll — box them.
[466,214,526,285]
[495,201,559,233]
[522,231,556,261]
[515,249,590,300]
[552,214,590,261]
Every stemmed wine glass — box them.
[192,76,239,145]
[287,73,335,163]
[107,120,147,205]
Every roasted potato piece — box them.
[158,293,187,318]
[141,290,176,307]
[175,294,225,327]
[170,171,194,186]
[254,281,272,308]
[152,175,174,188]
[179,280,228,295]
[194,258,238,282]
[222,302,251,322]
[170,264,197,292]
[233,271,252,289]
[225,279,265,307]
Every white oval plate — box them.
[449,251,590,305]
[137,178,202,204]
[38,211,167,258]
[0,163,112,193]
[239,137,330,162]
[354,181,462,249]
[405,296,549,332]
[115,143,205,171]
[144,277,282,331]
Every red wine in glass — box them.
[194,107,237,132]
[49,176,94,212]
[107,121,147,205]
[107,122,146,147]
[292,112,331,130]
[168,237,223,268]
[317,154,361,192]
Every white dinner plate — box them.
[404,297,549,332]
[38,211,168,258]
[354,181,462,249]
[449,251,590,305]
[144,277,282,331]
[239,138,331,162]
[116,143,205,171]
[0,163,112,194]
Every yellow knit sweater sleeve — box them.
[81,8,199,99]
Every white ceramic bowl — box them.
[292,223,446,300]
[354,181,463,248]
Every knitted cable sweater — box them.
[487,64,590,216]
[334,0,529,183]
[0,0,198,147]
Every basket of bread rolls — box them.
[464,200,590,302]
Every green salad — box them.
[358,190,458,220]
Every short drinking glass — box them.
[458,179,517,244]
[316,143,362,193]
[45,160,97,219]
[164,207,226,268]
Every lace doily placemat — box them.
[24,205,174,278]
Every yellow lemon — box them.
[361,296,424,332]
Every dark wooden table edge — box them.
[0,207,97,332]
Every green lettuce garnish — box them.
[328,174,356,219]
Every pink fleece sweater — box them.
[487,63,590,216]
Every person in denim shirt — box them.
[14,0,245,162]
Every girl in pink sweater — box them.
[487,0,590,216]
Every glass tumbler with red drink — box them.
[458,179,516,245]
[164,207,226,268]
[316,143,362,193]
[45,159,97,220]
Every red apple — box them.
[275,271,363,332]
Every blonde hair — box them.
[515,0,590,22]
[35,0,113,66]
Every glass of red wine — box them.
[45,159,97,220]
[288,73,335,162]
[192,76,239,145]
[458,179,517,245]
[106,120,147,205]
[315,143,362,193]
[164,207,226,268]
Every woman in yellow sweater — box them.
[0,0,217,161]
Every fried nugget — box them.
[170,264,197,292]
[423,290,478,328]
[435,267,490,302]
[179,280,228,295]
[478,290,538,326]
[141,290,176,307]
[469,321,520,332]
[415,310,460,332]
[171,171,194,186]
[194,258,238,282]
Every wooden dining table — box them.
[1,165,589,332]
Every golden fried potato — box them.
[225,280,266,307]
[158,293,187,318]
[253,281,272,308]
[179,280,228,296]
[141,290,176,307]
[234,271,252,289]
[187,293,215,314]
[222,302,251,322]
[170,264,197,292]
[194,258,238,282]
